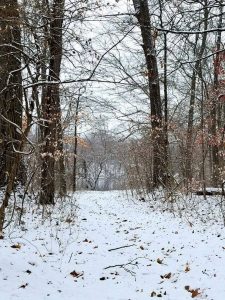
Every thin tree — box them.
[185,2,208,187]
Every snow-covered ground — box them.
[1,190,225,299]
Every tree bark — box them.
[133,0,165,189]
[40,0,66,204]
[0,0,23,187]
[211,1,223,187]
[72,96,80,193]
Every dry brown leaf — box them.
[191,289,201,298]
[157,258,163,264]
[185,263,190,272]
[70,270,83,278]
[185,286,201,298]
[150,291,157,297]
[11,243,21,249]
[19,283,28,289]
[161,272,172,279]
[65,218,73,223]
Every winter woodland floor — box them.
[1,190,225,299]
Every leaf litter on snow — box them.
[1,190,225,299]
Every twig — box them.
[104,263,129,269]
[108,244,135,252]
[104,256,148,277]
[68,252,73,263]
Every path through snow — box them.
[1,191,225,299]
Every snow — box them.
[1,190,225,299]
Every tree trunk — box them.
[211,2,223,187]
[72,97,80,193]
[133,0,165,189]
[40,0,66,204]
[0,0,23,188]
[159,0,169,186]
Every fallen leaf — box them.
[185,264,190,272]
[100,276,108,280]
[157,258,163,264]
[11,243,21,249]
[19,283,28,289]
[185,286,201,298]
[191,289,201,298]
[150,291,157,297]
[65,218,73,223]
[70,270,83,278]
[160,272,172,279]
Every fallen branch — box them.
[104,261,137,277]
[104,257,148,277]
[195,190,223,196]
[108,244,135,252]
[104,263,131,270]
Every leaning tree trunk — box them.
[133,0,166,189]
[40,0,66,204]
[0,0,23,188]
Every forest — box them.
[1,0,225,299]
